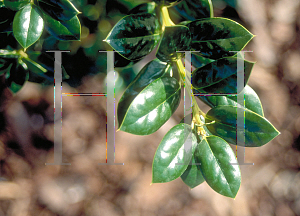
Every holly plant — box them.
[0,0,80,92]
[105,0,280,198]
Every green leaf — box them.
[192,53,215,68]
[36,0,79,21]
[186,18,254,59]
[205,106,280,147]
[156,25,191,62]
[128,2,156,14]
[5,60,29,93]
[118,59,180,135]
[4,0,30,11]
[43,12,80,40]
[13,4,44,49]
[171,0,213,21]
[180,152,205,188]
[105,13,161,61]
[153,0,183,7]
[192,57,254,94]
[197,85,264,116]
[152,123,197,183]
[194,135,241,198]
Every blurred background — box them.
[0,0,300,215]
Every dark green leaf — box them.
[152,123,197,183]
[186,18,254,59]
[118,59,180,135]
[36,0,79,21]
[105,13,161,61]
[195,135,241,198]
[192,53,214,68]
[197,85,264,116]
[5,60,28,93]
[13,4,44,49]
[156,25,191,62]
[4,0,30,11]
[43,12,80,40]
[192,57,254,94]
[171,0,213,21]
[180,152,205,188]
[205,106,280,147]
[128,2,156,14]
[153,0,183,7]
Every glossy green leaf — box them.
[156,25,191,62]
[192,53,215,68]
[205,106,280,147]
[128,2,156,14]
[5,60,28,93]
[194,135,241,198]
[171,0,213,21]
[13,4,44,49]
[186,18,254,59]
[180,152,205,188]
[118,59,180,135]
[192,57,254,94]
[153,0,183,7]
[152,123,197,183]
[4,0,30,11]
[105,13,161,61]
[36,0,79,21]
[43,12,80,40]
[197,85,264,116]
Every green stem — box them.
[161,7,206,126]
[175,59,205,125]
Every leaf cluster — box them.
[105,0,280,198]
[0,0,80,92]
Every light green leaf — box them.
[13,4,44,49]
[118,59,180,135]
[152,123,197,183]
[205,106,280,147]
[197,85,264,116]
[194,135,241,198]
